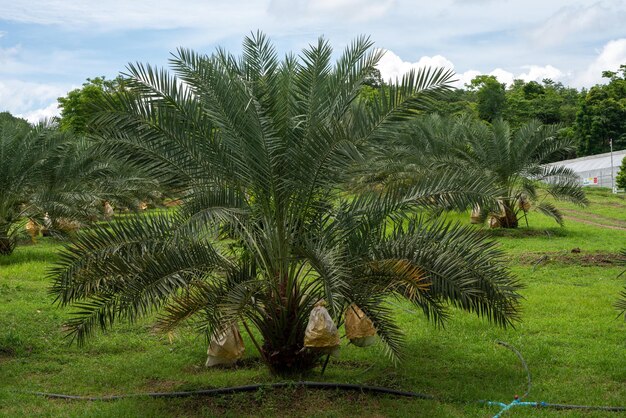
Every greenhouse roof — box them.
[547,149,626,173]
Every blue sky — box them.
[1,0,625,122]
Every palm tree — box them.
[391,115,587,228]
[0,117,77,255]
[51,33,522,374]
[0,116,158,255]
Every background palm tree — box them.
[0,117,78,254]
[388,115,587,228]
[51,33,522,374]
[0,115,158,255]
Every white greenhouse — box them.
[546,149,626,190]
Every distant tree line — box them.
[362,64,626,159]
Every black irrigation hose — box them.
[537,403,626,412]
[22,340,626,414]
[24,383,626,413]
[25,381,434,401]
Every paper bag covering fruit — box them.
[345,304,377,347]
[304,300,341,355]
[518,196,531,211]
[206,323,245,367]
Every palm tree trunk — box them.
[494,201,518,229]
[0,224,16,255]
[261,299,322,375]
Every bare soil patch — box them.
[515,251,624,267]
[562,213,626,231]
[561,208,626,229]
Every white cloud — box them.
[376,49,454,82]
[378,50,567,88]
[574,38,626,87]
[0,0,395,38]
[488,68,515,87]
[454,68,540,88]
[453,69,514,88]
[0,1,263,31]
[313,0,394,21]
[0,44,22,67]
[518,65,563,82]
[453,70,482,88]
[453,66,569,88]
[0,79,69,121]
[0,41,97,77]
[17,102,61,123]
[529,1,626,47]
[269,0,394,22]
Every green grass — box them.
[1,189,625,417]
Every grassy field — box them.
[0,189,625,417]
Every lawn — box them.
[0,189,625,417]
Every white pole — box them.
[610,137,616,194]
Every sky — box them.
[1,0,625,122]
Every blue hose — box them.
[484,399,539,418]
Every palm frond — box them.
[352,66,455,143]
[50,211,230,343]
[534,201,564,226]
[406,218,520,325]
[536,165,588,205]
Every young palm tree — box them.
[50,33,521,374]
[391,115,587,228]
[0,116,158,255]
[0,118,77,254]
